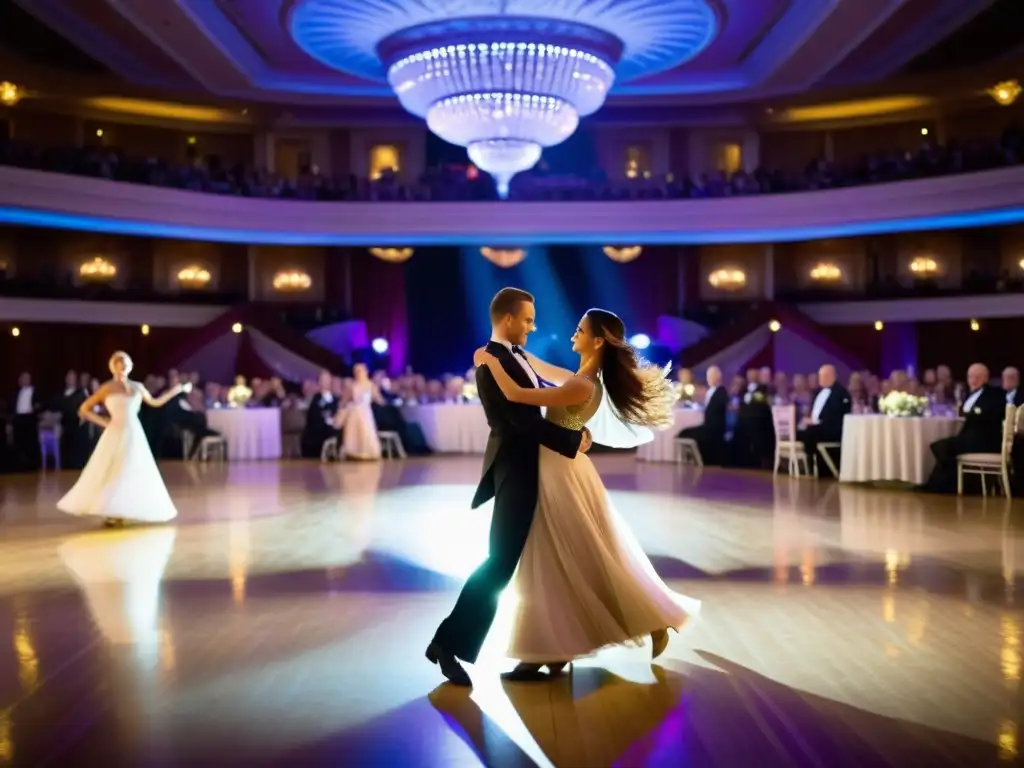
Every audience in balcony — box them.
[2,121,1021,202]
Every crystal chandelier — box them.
[289,1,720,197]
[380,21,620,198]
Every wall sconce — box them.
[707,267,747,291]
[1018,257,1024,273]
[0,81,21,107]
[272,268,312,292]
[602,246,643,263]
[78,256,117,282]
[989,79,1021,107]
[909,256,938,277]
[369,247,414,263]
[480,247,526,268]
[176,264,211,289]
[809,262,842,282]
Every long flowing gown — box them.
[337,382,382,460]
[57,388,179,523]
[508,377,698,662]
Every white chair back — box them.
[771,405,798,443]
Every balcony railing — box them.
[1,165,1024,245]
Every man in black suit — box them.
[11,372,41,471]
[677,365,727,466]
[301,370,340,458]
[920,363,1007,493]
[426,287,587,687]
[798,364,851,477]
[1003,367,1022,407]
[56,369,90,470]
[728,368,772,468]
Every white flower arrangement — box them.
[878,391,928,417]
[461,382,479,401]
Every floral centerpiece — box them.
[878,391,928,417]
[461,382,479,402]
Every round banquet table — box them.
[205,407,282,461]
[636,409,704,462]
[402,403,490,453]
[839,414,961,485]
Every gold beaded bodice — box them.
[545,375,602,432]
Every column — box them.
[824,131,835,162]
[763,243,775,300]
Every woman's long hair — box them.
[585,308,675,429]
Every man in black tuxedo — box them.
[1003,367,1022,407]
[798,364,851,477]
[56,369,90,470]
[164,370,221,459]
[728,367,772,468]
[301,371,340,458]
[920,363,1007,493]
[677,365,727,466]
[11,372,41,471]
[426,287,587,687]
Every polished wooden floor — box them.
[0,456,1022,766]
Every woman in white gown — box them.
[334,363,383,460]
[58,351,189,527]
[474,308,698,677]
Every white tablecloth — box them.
[403,403,490,453]
[839,414,961,484]
[206,407,282,461]
[636,409,704,463]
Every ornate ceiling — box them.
[9,0,1002,107]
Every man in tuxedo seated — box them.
[677,365,727,466]
[301,370,341,458]
[1003,367,1022,407]
[799,364,851,477]
[920,363,1007,493]
[1004,367,1024,494]
[164,371,221,459]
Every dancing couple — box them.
[427,287,698,686]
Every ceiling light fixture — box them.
[290,1,718,198]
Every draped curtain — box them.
[348,251,408,375]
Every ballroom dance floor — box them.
[0,455,1022,766]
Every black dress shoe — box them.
[425,643,472,687]
[500,663,550,682]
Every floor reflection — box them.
[0,456,1021,765]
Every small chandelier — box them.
[809,262,842,282]
[79,256,117,282]
[603,246,643,264]
[369,247,414,263]
[481,247,526,269]
[708,268,746,291]
[177,264,211,289]
[272,268,312,292]
[909,256,938,276]
[0,81,21,107]
[988,79,1021,107]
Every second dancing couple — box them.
[427,287,698,685]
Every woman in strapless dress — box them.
[474,308,699,679]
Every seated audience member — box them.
[165,371,222,459]
[919,363,1006,493]
[728,368,773,468]
[301,370,341,458]
[1003,366,1022,406]
[798,364,851,476]
[677,365,727,465]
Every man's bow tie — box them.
[511,345,526,357]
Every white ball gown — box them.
[57,387,178,523]
[506,378,699,663]
[336,382,382,460]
